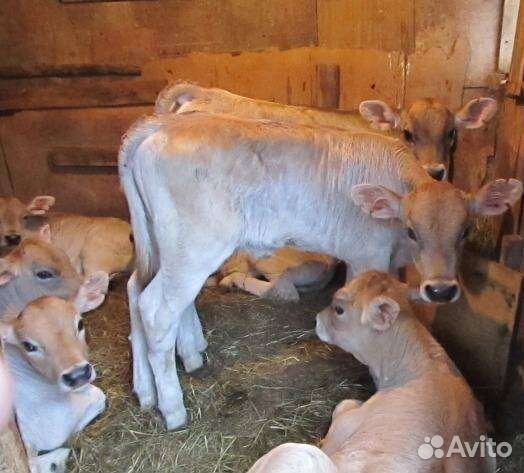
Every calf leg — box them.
[219,271,300,301]
[128,271,157,408]
[176,303,208,373]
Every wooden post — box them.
[313,64,340,109]
[0,420,30,473]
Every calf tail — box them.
[118,115,170,285]
[154,81,206,114]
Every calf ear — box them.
[351,184,402,219]
[470,179,523,216]
[27,196,55,215]
[74,271,109,314]
[361,295,400,331]
[0,259,16,286]
[35,224,52,244]
[0,321,16,344]
[359,100,401,131]
[455,97,497,130]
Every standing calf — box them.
[120,111,521,428]
[248,271,495,473]
[0,274,108,472]
[156,82,497,179]
[0,196,134,278]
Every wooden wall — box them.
[0,0,505,216]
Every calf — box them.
[119,111,521,428]
[0,196,134,277]
[314,271,495,473]
[211,248,337,301]
[156,82,497,180]
[0,273,108,472]
[0,225,83,318]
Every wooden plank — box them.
[49,147,116,168]
[508,0,524,97]
[313,64,340,109]
[499,0,520,74]
[0,107,150,218]
[0,419,30,473]
[0,139,13,196]
[433,252,523,402]
[0,76,162,112]
[0,65,141,80]
[452,88,498,193]
[317,0,415,52]
[0,0,317,72]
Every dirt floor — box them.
[69,277,524,473]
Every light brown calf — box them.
[315,271,495,473]
[157,82,498,180]
[0,225,83,318]
[0,196,134,278]
[210,248,337,301]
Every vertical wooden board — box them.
[0,419,29,473]
[433,252,523,401]
[405,41,469,109]
[0,0,317,71]
[499,0,520,74]
[413,0,501,88]
[317,0,415,52]
[452,88,498,193]
[0,142,12,196]
[508,0,524,97]
[313,64,340,108]
[0,107,151,217]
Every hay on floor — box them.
[68,280,372,473]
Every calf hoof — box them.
[136,391,157,410]
[263,279,300,302]
[29,448,70,473]
[163,408,187,431]
[182,352,204,373]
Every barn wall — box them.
[0,0,504,216]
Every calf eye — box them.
[461,226,470,241]
[22,341,38,353]
[448,128,457,144]
[407,228,417,241]
[78,320,84,332]
[36,270,54,280]
[333,305,344,315]
[403,129,414,143]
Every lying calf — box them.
[317,271,494,473]
[209,248,337,301]
[0,272,108,472]
[0,225,83,318]
[249,271,495,473]
[0,195,134,278]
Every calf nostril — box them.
[61,363,92,388]
[5,234,21,245]
[424,283,458,303]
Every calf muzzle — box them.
[4,234,21,246]
[61,363,93,390]
[422,280,460,303]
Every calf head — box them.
[0,225,82,312]
[359,97,497,180]
[352,178,523,303]
[0,196,55,249]
[316,271,408,364]
[0,272,108,391]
